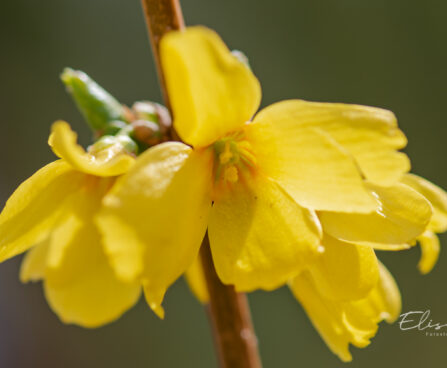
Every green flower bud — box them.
[61,68,126,134]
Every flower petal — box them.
[97,142,213,317]
[360,261,402,324]
[401,174,447,233]
[20,240,50,282]
[185,256,209,304]
[28,189,86,279]
[417,231,440,275]
[19,174,139,328]
[45,176,115,270]
[290,272,376,362]
[319,183,432,249]
[160,26,261,147]
[246,117,376,212]
[0,161,83,263]
[208,175,322,292]
[44,223,141,328]
[289,262,401,362]
[309,235,379,301]
[252,100,409,186]
[49,121,135,176]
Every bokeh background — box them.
[0,0,446,367]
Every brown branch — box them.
[200,236,263,368]
[140,0,184,108]
[140,1,263,367]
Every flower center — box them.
[212,131,257,185]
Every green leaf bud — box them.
[61,68,126,134]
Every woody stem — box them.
[140,0,263,367]
[200,235,263,368]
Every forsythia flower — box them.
[0,121,141,327]
[95,26,447,360]
[96,27,432,309]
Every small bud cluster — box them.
[61,68,172,156]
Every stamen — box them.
[213,132,257,186]
[219,141,233,164]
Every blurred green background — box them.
[0,0,446,367]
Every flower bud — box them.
[131,120,162,146]
[132,101,172,134]
[61,68,126,134]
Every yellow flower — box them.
[96,26,432,321]
[0,121,140,327]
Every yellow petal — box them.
[0,161,83,263]
[290,271,376,362]
[417,231,440,274]
[246,117,376,212]
[141,284,165,319]
[185,256,209,304]
[320,183,432,249]
[18,174,139,328]
[49,121,135,176]
[401,174,447,233]
[289,262,401,362]
[97,142,213,316]
[160,26,261,147]
[46,213,83,269]
[20,214,82,283]
[252,100,409,186]
[208,175,322,292]
[309,235,379,301]
[46,176,115,271]
[357,261,401,324]
[44,223,141,328]
[20,240,50,282]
